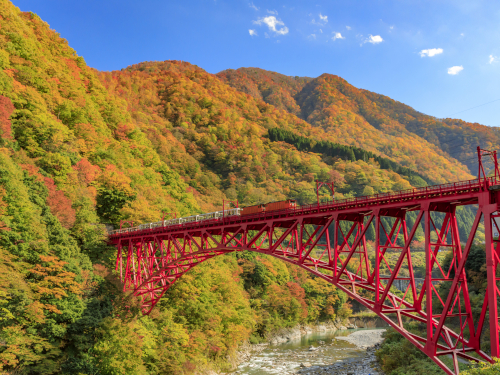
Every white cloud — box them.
[346,26,351,30]
[249,29,257,36]
[267,9,278,15]
[489,55,498,64]
[312,13,328,25]
[460,33,465,37]
[319,29,323,33]
[332,32,344,41]
[253,16,289,35]
[448,65,463,75]
[366,35,383,44]
[249,2,259,11]
[309,34,316,39]
[419,48,443,57]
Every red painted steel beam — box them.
[109,176,500,375]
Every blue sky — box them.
[13,0,500,127]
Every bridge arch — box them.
[131,246,358,314]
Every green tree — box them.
[96,187,136,225]
[93,317,146,375]
[463,359,500,375]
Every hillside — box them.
[97,60,430,207]
[218,67,498,179]
[362,90,500,175]
[0,0,493,374]
[216,67,312,116]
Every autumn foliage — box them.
[44,177,76,229]
[219,68,486,182]
[0,0,496,373]
[0,95,14,141]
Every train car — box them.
[109,207,244,235]
[182,215,198,224]
[241,204,265,216]
[166,218,183,226]
[151,221,163,229]
[198,211,222,221]
[223,207,242,217]
[265,199,297,212]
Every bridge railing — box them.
[109,177,490,237]
[296,177,484,213]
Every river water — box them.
[235,329,369,375]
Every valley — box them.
[0,1,498,374]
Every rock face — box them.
[269,325,305,345]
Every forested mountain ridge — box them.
[97,59,429,208]
[360,90,500,175]
[218,67,499,178]
[0,0,494,373]
[216,67,313,116]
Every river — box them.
[234,329,373,375]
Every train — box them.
[111,200,297,235]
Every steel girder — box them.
[112,187,500,375]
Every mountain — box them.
[0,0,494,373]
[97,60,433,208]
[363,92,500,175]
[218,67,499,179]
[216,67,312,116]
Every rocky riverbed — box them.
[232,329,385,375]
[297,330,385,375]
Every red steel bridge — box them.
[108,148,500,374]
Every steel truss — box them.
[111,181,500,375]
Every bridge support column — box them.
[115,241,123,280]
[333,216,339,278]
[374,210,381,312]
[423,204,436,356]
[484,203,500,358]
